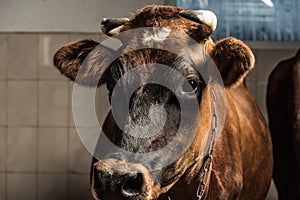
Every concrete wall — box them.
[0,0,176,32]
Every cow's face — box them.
[54,5,254,200]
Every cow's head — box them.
[53,5,254,200]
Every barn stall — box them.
[0,0,299,199]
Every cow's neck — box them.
[165,89,218,200]
[163,155,212,200]
[195,89,217,199]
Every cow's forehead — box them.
[113,49,205,85]
[117,5,212,42]
[100,5,215,84]
[129,6,193,30]
[111,31,210,76]
[130,5,184,24]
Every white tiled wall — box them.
[0,82,6,126]
[0,128,5,172]
[7,173,37,200]
[38,81,69,126]
[0,173,5,200]
[7,81,38,126]
[0,36,7,80]
[38,128,68,173]
[7,35,38,80]
[0,32,297,200]
[0,33,100,200]
[68,174,92,200]
[245,48,297,200]
[38,174,68,200]
[38,35,69,80]
[246,49,297,120]
[7,127,38,172]
[68,128,91,174]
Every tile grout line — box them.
[0,125,75,128]
[36,34,40,200]
[1,171,89,175]
[4,79,68,81]
[67,34,71,200]
[4,34,8,200]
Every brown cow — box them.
[267,49,300,200]
[54,5,272,200]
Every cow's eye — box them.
[181,79,199,94]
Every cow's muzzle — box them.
[92,158,161,200]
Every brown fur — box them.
[53,39,116,87]
[53,5,273,200]
[165,85,272,200]
[212,37,255,87]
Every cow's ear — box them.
[53,39,111,87]
[212,37,254,87]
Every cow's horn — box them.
[179,10,217,31]
[100,18,129,35]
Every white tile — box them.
[69,128,91,174]
[7,81,37,126]
[0,173,5,200]
[7,173,37,200]
[68,82,76,127]
[0,35,7,80]
[38,34,69,80]
[38,128,68,172]
[69,84,110,127]
[257,83,268,120]
[38,81,68,126]
[38,174,67,200]
[255,49,296,82]
[0,128,6,172]
[7,127,37,172]
[245,80,257,99]
[8,34,38,80]
[0,81,6,126]
[68,174,92,200]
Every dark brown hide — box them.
[267,49,300,200]
[53,5,273,200]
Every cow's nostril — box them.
[122,173,144,197]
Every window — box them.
[177,0,300,41]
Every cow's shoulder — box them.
[214,85,272,199]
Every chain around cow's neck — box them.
[164,89,218,200]
[196,89,218,200]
